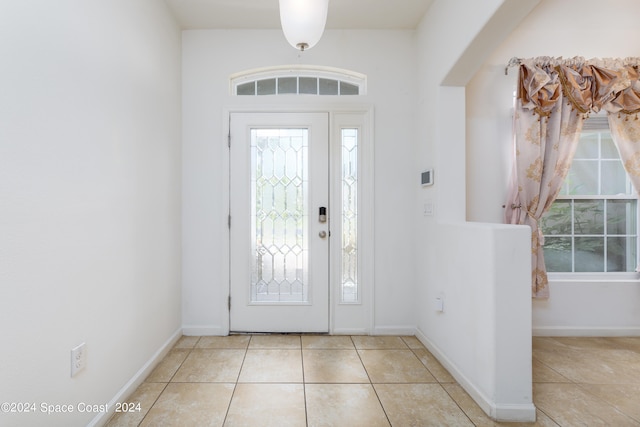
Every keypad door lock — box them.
[319,206,327,223]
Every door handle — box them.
[319,231,327,238]
[319,207,327,223]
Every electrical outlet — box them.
[71,343,86,377]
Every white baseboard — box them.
[533,326,640,337]
[87,327,183,427]
[415,329,536,423]
[332,328,369,335]
[372,325,417,336]
[182,325,227,336]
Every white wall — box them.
[467,0,640,335]
[414,0,539,421]
[0,1,182,426]
[181,30,417,334]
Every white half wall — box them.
[416,222,534,421]
[0,1,182,426]
[466,0,640,335]
[415,0,539,421]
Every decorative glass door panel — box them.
[251,128,309,303]
[341,129,358,303]
[230,113,329,332]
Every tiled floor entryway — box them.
[106,335,640,426]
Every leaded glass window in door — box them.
[251,128,309,302]
[341,129,358,303]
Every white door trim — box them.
[221,104,375,335]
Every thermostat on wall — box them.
[421,169,434,186]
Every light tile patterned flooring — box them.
[106,335,640,426]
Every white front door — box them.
[229,112,329,332]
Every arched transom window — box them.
[230,65,367,96]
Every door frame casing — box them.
[221,104,375,335]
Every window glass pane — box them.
[601,161,628,195]
[567,160,598,195]
[559,173,572,196]
[340,82,359,95]
[601,133,619,159]
[237,82,256,95]
[607,200,636,234]
[607,236,637,272]
[257,78,276,95]
[341,128,358,303]
[251,128,309,302]
[299,77,317,94]
[319,78,339,95]
[575,237,605,272]
[542,126,638,274]
[574,200,604,234]
[541,200,572,235]
[277,77,297,94]
[543,237,572,272]
[574,133,599,159]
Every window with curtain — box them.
[540,117,638,273]
[503,56,640,297]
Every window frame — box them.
[230,65,367,96]
[542,117,640,280]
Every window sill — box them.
[547,272,640,282]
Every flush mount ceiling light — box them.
[279,0,329,51]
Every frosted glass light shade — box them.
[279,0,329,51]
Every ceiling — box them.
[164,0,434,30]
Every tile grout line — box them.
[350,336,393,426]
[402,336,479,426]
[135,336,201,426]
[220,335,251,426]
[299,335,310,427]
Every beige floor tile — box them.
[375,383,473,426]
[534,347,640,384]
[612,337,640,353]
[358,349,436,383]
[303,349,369,383]
[139,383,234,427]
[534,383,640,426]
[580,383,640,422]
[301,335,355,349]
[305,383,390,427]
[412,348,456,383]
[196,335,250,349]
[248,334,302,349]
[442,384,558,427]
[172,349,245,383]
[532,358,570,383]
[132,336,640,427]
[238,349,303,382]
[224,383,306,427]
[551,336,628,350]
[173,335,200,349]
[442,383,495,427]
[401,336,425,349]
[145,348,190,383]
[105,382,166,427]
[351,335,408,349]
[532,337,566,352]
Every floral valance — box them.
[514,56,640,118]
